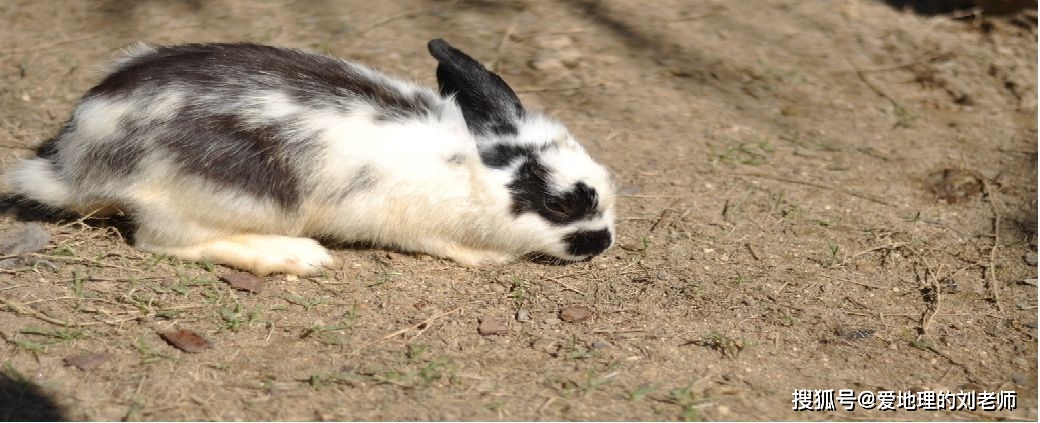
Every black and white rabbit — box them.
[4,40,615,275]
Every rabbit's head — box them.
[429,39,615,262]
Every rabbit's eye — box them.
[544,197,571,217]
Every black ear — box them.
[428,39,524,136]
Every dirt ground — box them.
[0,0,1036,421]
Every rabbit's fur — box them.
[5,40,615,275]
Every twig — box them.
[49,275,172,284]
[26,253,137,271]
[820,274,888,290]
[835,52,954,74]
[364,307,462,348]
[899,246,978,381]
[513,82,606,94]
[744,243,761,261]
[983,181,1005,312]
[0,35,100,55]
[489,19,519,73]
[511,29,590,40]
[919,263,945,337]
[732,172,893,207]
[0,295,81,327]
[648,208,673,233]
[355,8,427,34]
[591,328,645,334]
[830,242,907,268]
[543,275,587,296]
[851,65,910,124]
[618,194,686,199]
[55,207,115,230]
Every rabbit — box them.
[4,39,616,275]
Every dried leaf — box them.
[63,352,111,370]
[220,271,264,293]
[158,329,212,353]
[0,223,51,255]
[559,306,593,323]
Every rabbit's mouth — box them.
[525,228,613,265]
[562,228,613,258]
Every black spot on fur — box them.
[478,143,556,168]
[564,228,612,257]
[330,164,378,202]
[89,43,435,121]
[373,91,440,123]
[82,137,148,180]
[480,144,535,168]
[155,111,314,209]
[33,125,69,160]
[427,39,524,136]
[446,153,466,165]
[45,117,147,184]
[507,157,600,225]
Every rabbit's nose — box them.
[563,228,612,257]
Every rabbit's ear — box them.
[428,39,524,137]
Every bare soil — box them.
[0,0,1036,421]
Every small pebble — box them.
[840,328,875,340]
[591,340,611,349]
[478,317,509,336]
[1011,373,1026,384]
[559,306,593,323]
[543,317,562,325]
[1024,255,1038,266]
[515,309,531,322]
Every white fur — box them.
[4,43,616,275]
[5,158,73,208]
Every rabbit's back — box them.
[31,43,452,214]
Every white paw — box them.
[142,235,335,276]
[447,249,514,267]
[243,236,335,276]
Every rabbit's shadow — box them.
[1,195,586,267]
[0,194,138,242]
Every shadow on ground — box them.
[0,371,66,421]
[879,0,1036,15]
